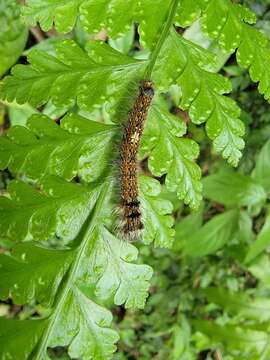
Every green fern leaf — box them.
[141,97,202,209]
[1,83,203,210]
[0,177,99,243]
[0,292,118,360]
[87,227,153,309]
[0,242,73,306]
[137,0,171,49]
[202,0,256,52]
[0,0,28,76]
[80,0,139,39]
[0,183,152,358]
[174,0,206,28]
[237,27,270,101]
[82,0,172,49]
[0,113,116,182]
[153,30,245,166]
[22,0,83,33]
[20,0,206,49]
[0,27,246,165]
[202,0,270,101]
[47,286,119,360]
[21,0,270,108]
[21,0,171,49]
[139,176,175,248]
[0,40,145,110]
[1,213,153,312]
[2,1,270,358]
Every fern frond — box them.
[0,177,99,243]
[0,113,116,181]
[141,98,202,208]
[139,176,175,248]
[0,40,145,110]
[0,0,28,76]
[202,0,270,101]
[0,183,152,359]
[153,30,245,166]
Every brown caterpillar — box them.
[119,80,154,240]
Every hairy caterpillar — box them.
[119,80,154,240]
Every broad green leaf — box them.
[253,139,270,192]
[0,242,73,306]
[153,30,245,166]
[141,98,202,209]
[183,209,239,257]
[203,170,267,213]
[227,210,254,262]
[23,34,68,57]
[0,40,145,111]
[139,176,175,248]
[0,0,28,76]
[174,206,204,252]
[231,210,254,244]
[0,113,116,182]
[171,317,192,360]
[204,287,270,322]
[0,176,99,243]
[248,255,270,288]
[245,212,270,263]
[193,320,268,356]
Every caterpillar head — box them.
[141,80,154,97]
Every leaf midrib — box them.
[33,182,109,359]
[10,61,144,82]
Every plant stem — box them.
[30,27,45,42]
[144,0,179,79]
